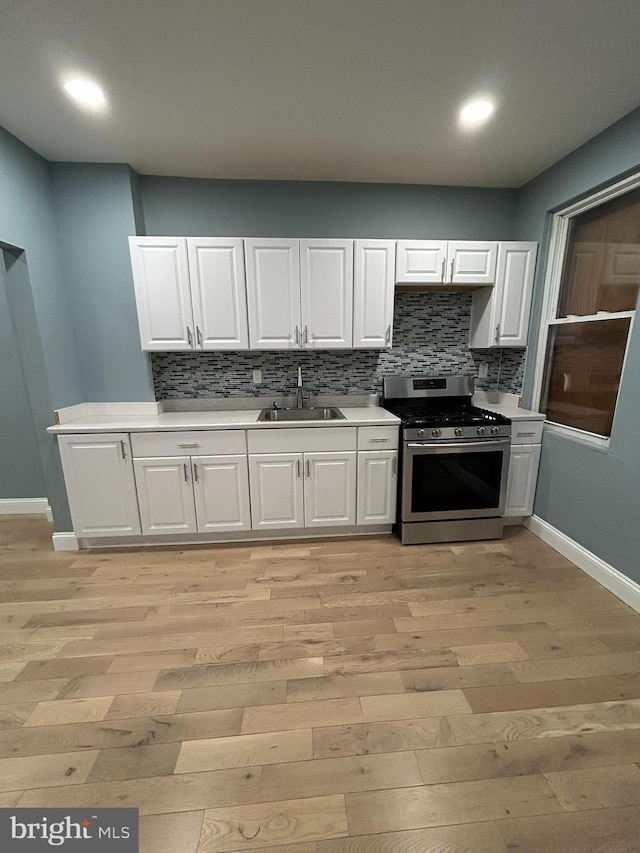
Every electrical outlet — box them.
[252,369,262,384]
[478,363,489,379]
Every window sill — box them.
[544,420,610,452]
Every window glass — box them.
[542,316,631,436]
[558,186,640,318]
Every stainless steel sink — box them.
[258,407,345,422]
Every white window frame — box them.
[532,171,640,449]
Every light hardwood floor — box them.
[1,514,640,852]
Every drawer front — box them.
[131,430,247,457]
[358,426,399,450]
[510,421,544,445]
[248,427,357,454]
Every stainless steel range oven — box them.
[383,375,511,545]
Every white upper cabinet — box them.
[58,433,141,538]
[469,242,538,348]
[396,241,447,284]
[396,240,497,286]
[353,240,396,348]
[246,238,354,350]
[187,238,249,350]
[129,237,194,350]
[130,236,249,352]
[300,240,353,348]
[448,242,498,285]
[245,239,301,350]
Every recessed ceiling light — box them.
[62,76,108,113]
[458,97,495,130]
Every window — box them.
[535,176,639,441]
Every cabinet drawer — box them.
[248,427,357,454]
[358,426,399,450]
[510,421,543,445]
[131,430,247,457]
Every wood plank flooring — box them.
[1,514,640,852]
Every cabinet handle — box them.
[440,259,446,283]
[296,458,302,479]
[304,325,309,346]
[120,440,126,460]
[196,326,203,348]
[392,456,397,476]
[183,463,188,482]
[495,324,501,344]
[450,259,454,284]
[178,442,200,448]
[385,325,391,346]
[193,462,198,482]
[370,437,390,443]
[295,325,300,346]
[516,431,537,437]
[306,458,311,478]
[187,326,193,347]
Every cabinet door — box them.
[187,238,249,350]
[128,237,194,351]
[133,456,197,535]
[495,242,537,347]
[395,241,447,284]
[193,455,251,532]
[245,239,301,349]
[353,240,396,348]
[304,451,356,527]
[58,433,140,537]
[249,454,304,529]
[505,444,541,517]
[357,451,397,525]
[300,240,353,348]
[448,241,497,285]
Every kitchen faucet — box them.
[296,366,305,408]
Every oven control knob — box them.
[418,429,425,438]
[454,427,463,437]
[491,426,500,435]
[431,428,441,438]
[477,426,487,435]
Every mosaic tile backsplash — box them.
[151,292,527,399]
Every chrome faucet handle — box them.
[272,401,280,410]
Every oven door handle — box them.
[406,439,510,450]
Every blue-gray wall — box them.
[50,164,154,402]
[0,129,80,528]
[0,255,47,499]
[140,177,519,239]
[516,106,640,583]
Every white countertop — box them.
[48,406,401,434]
[473,393,545,422]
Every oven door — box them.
[402,438,510,522]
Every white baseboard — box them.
[525,515,640,614]
[52,532,80,551]
[0,498,51,516]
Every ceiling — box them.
[1,0,640,187]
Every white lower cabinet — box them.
[134,456,197,535]
[357,450,398,525]
[249,450,356,530]
[305,452,357,527]
[249,454,305,530]
[505,444,541,517]
[193,455,252,532]
[134,453,251,535]
[58,433,141,538]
